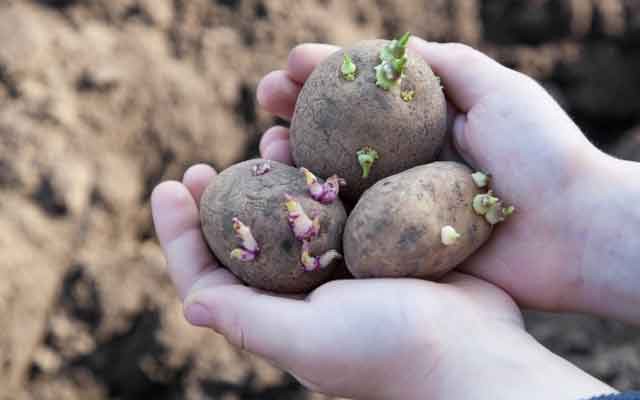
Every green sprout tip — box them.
[398,31,411,47]
[375,32,411,91]
[400,90,415,102]
[384,32,410,60]
[471,171,490,188]
[341,53,357,81]
[357,147,379,178]
[473,191,515,225]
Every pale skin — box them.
[151,37,640,399]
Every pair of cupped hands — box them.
[151,37,640,400]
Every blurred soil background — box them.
[1,0,640,398]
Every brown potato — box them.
[290,38,447,203]
[343,162,492,279]
[200,159,347,293]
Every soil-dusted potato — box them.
[290,35,447,203]
[200,159,347,293]
[343,162,492,279]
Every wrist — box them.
[403,323,613,400]
[523,339,617,400]
[567,151,640,324]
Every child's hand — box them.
[151,171,611,399]
[257,38,640,324]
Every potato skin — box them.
[343,162,492,279]
[290,39,447,203]
[200,159,347,293]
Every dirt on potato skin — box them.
[290,40,446,203]
[344,162,491,279]
[2,0,640,399]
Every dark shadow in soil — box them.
[235,84,257,125]
[0,64,20,98]
[31,174,68,217]
[480,0,572,45]
[70,308,188,400]
[35,0,77,8]
[201,372,309,399]
[59,264,104,332]
[141,147,175,203]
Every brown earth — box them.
[1,0,640,398]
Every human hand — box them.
[256,38,640,324]
[151,168,612,399]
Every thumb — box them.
[184,285,312,369]
[408,38,528,170]
[408,38,522,113]
[410,37,587,185]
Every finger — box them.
[446,100,460,133]
[260,126,292,164]
[256,70,301,120]
[259,125,289,154]
[184,284,311,367]
[437,101,468,164]
[440,272,524,326]
[287,43,340,84]
[151,181,219,300]
[182,163,217,205]
[451,113,478,168]
[263,140,292,165]
[409,37,521,112]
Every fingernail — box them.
[184,303,212,327]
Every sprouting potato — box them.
[200,159,347,293]
[343,162,497,279]
[290,33,447,203]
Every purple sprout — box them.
[300,167,346,204]
[300,240,342,272]
[284,194,320,241]
[252,161,272,176]
[229,217,260,261]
